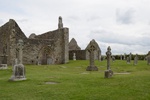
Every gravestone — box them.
[120,54,122,60]
[105,46,113,78]
[73,53,76,61]
[86,40,98,71]
[0,45,8,69]
[134,54,138,65]
[124,53,126,60]
[129,53,132,63]
[126,57,130,64]
[112,56,115,62]
[9,39,26,81]
[147,51,150,65]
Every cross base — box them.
[86,66,98,71]
[104,70,113,78]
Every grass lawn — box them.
[0,60,150,100]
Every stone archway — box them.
[38,46,53,65]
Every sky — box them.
[0,0,150,55]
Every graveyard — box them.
[0,60,150,100]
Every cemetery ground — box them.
[0,60,150,100]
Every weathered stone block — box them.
[86,66,98,71]
[104,70,113,78]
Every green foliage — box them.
[0,60,150,100]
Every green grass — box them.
[0,60,150,100]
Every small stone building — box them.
[69,39,101,60]
[69,38,81,51]
[0,17,69,65]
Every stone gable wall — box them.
[0,19,69,65]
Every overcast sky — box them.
[0,0,150,55]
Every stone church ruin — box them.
[69,38,101,60]
[0,16,69,65]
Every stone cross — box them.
[73,53,76,61]
[9,39,26,81]
[89,45,95,67]
[105,46,113,78]
[147,51,150,65]
[86,41,98,71]
[17,39,24,64]
[106,46,111,70]
[134,54,138,65]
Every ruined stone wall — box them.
[0,19,27,65]
[22,39,53,64]
[69,50,86,60]
[0,19,69,65]
[35,28,69,64]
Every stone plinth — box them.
[105,70,113,78]
[86,66,98,71]
[9,64,26,81]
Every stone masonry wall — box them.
[69,50,86,60]
[35,28,69,64]
[0,19,69,65]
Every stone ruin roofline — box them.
[36,27,68,36]
[27,38,54,45]
[6,19,68,39]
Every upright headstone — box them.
[9,39,26,81]
[124,53,126,60]
[73,53,76,61]
[147,51,150,65]
[105,46,113,78]
[126,57,130,64]
[112,56,115,62]
[134,54,138,65]
[120,54,122,60]
[86,41,98,71]
[129,52,132,63]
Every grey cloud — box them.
[16,19,28,23]
[67,16,80,22]
[116,8,135,24]
[87,15,101,22]
[89,29,150,47]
